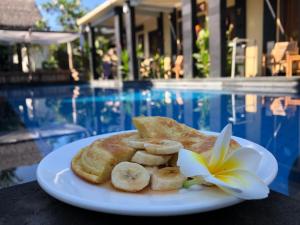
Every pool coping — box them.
[91,77,300,95]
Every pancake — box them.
[72,117,241,184]
[133,116,207,141]
[71,148,106,184]
[71,132,137,184]
[133,116,240,156]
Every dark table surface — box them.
[1,181,300,225]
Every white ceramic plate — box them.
[37,130,278,216]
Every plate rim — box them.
[37,130,278,216]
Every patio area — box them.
[77,0,300,83]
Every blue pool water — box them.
[0,84,299,199]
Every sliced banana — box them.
[151,167,186,191]
[79,147,114,183]
[144,140,183,155]
[123,134,146,149]
[126,140,145,149]
[145,166,158,175]
[111,162,150,192]
[131,151,171,166]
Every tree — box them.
[42,0,86,31]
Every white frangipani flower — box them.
[177,124,269,200]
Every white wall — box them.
[136,17,157,58]
[163,12,171,57]
[21,46,49,72]
[136,12,172,58]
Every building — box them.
[78,0,300,80]
[0,0,81,84]
[0,0,41,30]
[0,0,42,72]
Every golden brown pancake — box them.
[133,116,207,140]
[133,116,240,155]
[72,117,241,184]
[71,148,107,184]
[71,132,137,184]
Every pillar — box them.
[181,0,197,78]
[157,13,164,55]
[247,0,264,76]
[87,25,99,80]
[16,44,23,72]
[124,1,139,80]
[114,7,124,80]
[170,9,178,57]
[208,0,227,77]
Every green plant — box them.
[121,50,130,80]
[193,23,235,77]
[42,0,86,31]
[137,44,144,59]
[153,53,165,79]
[95,36,110,56]
[42,56,58,70]
[193,28,210,77]
[120,45,144,80]
[42,0,88,74]
[35,19,49,31]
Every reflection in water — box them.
[0,85,300,200]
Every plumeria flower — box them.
[177,124,269,200]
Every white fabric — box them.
[0,30,79,45]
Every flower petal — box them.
[209,124,232,168]
[205,170,269,199]
[219,147,262,173]
[177,149,210,177]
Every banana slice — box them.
[126,140,145,149]
[131,151,171,166]
[144,140,183,155]
[145,166,158,175]
[123,134,146,149]
[151,167,186,191]
[111,162,150,192]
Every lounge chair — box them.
[265,41,299,75]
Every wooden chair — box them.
[286,52,300,77]
[266,41,299,75]
[172,55,184,79]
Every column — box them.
[247,0,264,75]
[87,25,99,80]
[157,12,164,55]
[124,1,139,80]
[181,0,197,78]
[163,13,171,57]
[16,44,23,72]
[170,9,178,58]
[114,7,124,80]
[208,0,227,77]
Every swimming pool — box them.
[0,84,299,199]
